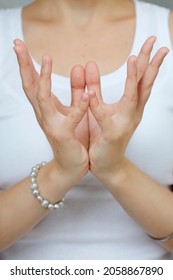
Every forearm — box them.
[0,161,70,251]
[98,159,173,251]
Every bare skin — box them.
[22,0,136,76]
[1,0,173,253]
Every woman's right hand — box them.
[13,40,89,192]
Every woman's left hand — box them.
[86,37,169,183]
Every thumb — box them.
[89,89,112,132]
[67,92,89,130]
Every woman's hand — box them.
[14,40,89,190]
[86,37,169,184]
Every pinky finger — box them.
[37,55,57,121]
[137,47,169,113]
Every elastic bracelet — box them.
[30,162,64,210]
[148,232,173,243]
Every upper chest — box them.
[22,17,136,76]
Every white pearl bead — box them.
[41,200,49,208]
[31,177,36,184]
[54,204,60,209]
[30,162,64,211]
[58,201,64,207]
[32,189,39,196]
[32,166,38,173]
[30,171,37,178]
[48,204,54,210]
[37,195,43,202]
[30,183,38,190]
[36,164,41,169]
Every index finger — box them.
[13,39,39,105]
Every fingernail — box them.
[42,56,47,66]
[88,89,95,98]
[150,35,157,42]
[13,46,20,59]
[13,47,17,55]
[162,48,170,59]
[82,93,87,102]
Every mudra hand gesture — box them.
[14,37,168,191]
[14,39,90,193]
[86,37,168,186]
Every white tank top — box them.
[0,0,173,260]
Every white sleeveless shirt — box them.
[0,0,173,259]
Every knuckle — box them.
[71,75,85,90]
[69,111,80,124]
[139,77,154,92]
[140,46,147,56]
[79,103,87,114]
[19,57,30,67]
[37,92,51,104]
[37,95,46,104]
[22,80,37,93]
[123,94,138,105]
[40,72,50,80]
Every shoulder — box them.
[0,8,10,19]
[0,8,21,42]
[169,11,173,47]
[0,8,21,72]
[0,8,13,31]
[0,8,21,26]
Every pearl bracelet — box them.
[30,162,64,210]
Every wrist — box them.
[91,157,128,190]
[37,159,88,203]
[30,162,65,210]
[36,160,71,203]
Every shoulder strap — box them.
[0,8,22,78]
[135,0,172,50]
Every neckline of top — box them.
[17,0,140,87]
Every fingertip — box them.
[41,55,52,77]
[88,89,96,99]
[162,47,170,56]
[13,39,23,46]
[70,64,85,89]
[42,54,52,65]
[13,45,18,55]
[13,39,27,54]
[151,47,170,67]
[142,36,157,51]
[71,64,85,73]
[85,61,100,82]
[160,47,170,61]
[13,40,29,63]
[13,44,24,60]
[85,61,98,69]
[148,35,157,43]
[127,55,137,77]
[128,55,137,63]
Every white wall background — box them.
[0,0,173,9]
